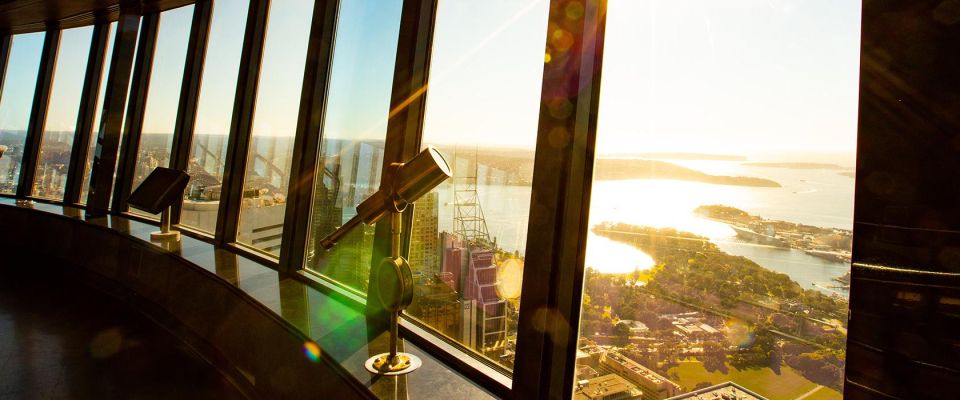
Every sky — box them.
[1,0,861,157]
[322,0,403,142]
[0,32,44,132]
[44,26,93,135]
[141,5,193,135]
[249,0,313,138]
[193,0,249,137]
[596,0,862,156]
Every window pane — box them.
[32,26,94,200]
[0,32,45,195]
[80,21,117,205]
[405,0,549,371]
[129,5,194,216]
[236,0,313,255]
[303,0,402,291]
[573,1,859,399]
[181,0,250,233]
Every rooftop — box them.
[573,374,643,400]
[666,382,767,400]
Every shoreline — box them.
[589,218,851,299]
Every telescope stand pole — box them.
[150,206,180,242]
[364,210,421,375]
[160,206,171,234]
[390,211,401,362]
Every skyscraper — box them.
[408,190,439,276]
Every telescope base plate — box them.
[365,352,421,375]
[150,231,181,242]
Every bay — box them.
[431,159,855,298]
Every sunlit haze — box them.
[4,0,860,161]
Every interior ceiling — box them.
[0,0,193,34]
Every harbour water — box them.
[431,157,855,298]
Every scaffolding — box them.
[452,148,492,247]
[451,148,506,357]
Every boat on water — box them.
[804,249,852,264]
[729,225,789,248]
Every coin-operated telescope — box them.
[319,146,452,375]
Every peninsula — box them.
[595,159,781,187]
[742,162,846,170]
[694,205,852,265]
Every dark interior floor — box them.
[0,266,245,399]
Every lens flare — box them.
[725,319,755,348]
[303,341,321,363]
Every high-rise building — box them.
[408,191,439,276]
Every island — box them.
[595,159,781,187]
[694,205,852,265]
[837,171,856,178]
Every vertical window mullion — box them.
[512,0,607,398]
[64,23,110,206]
[85,10,141,215]
[365,0,437,317]
[111,12,159,212]
[0,34,11,145]
[169,0,214,224]
[277,0,338,273]
[215,0,270,247]
[17,28,59,198]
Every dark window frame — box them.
[63,22,111,206]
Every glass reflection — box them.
[32,26,94,200]
[405,0,549,371]
[304,0,402,292]
[236,0,313,255]
[0,32,45,195]
[180,0,250,233]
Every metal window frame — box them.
[277,0,338,273]
[64,21,111,206]
[0,34,10,108]
[17,27,59,198]
[214,0,269,249]
[111,10,159,212]
[512,1,607,398]
[0,34,11,195]
[85,8,142,215]
[168,0,213,224]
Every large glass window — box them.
[236,0,313,255]
[80,21,117,205]
[303,0,402,292]
[129,5,194,216]
[404,0,549,371]
[180,0,250,233]
[32,26,94,200]
[572,1,860,399]
[0,32,45,195]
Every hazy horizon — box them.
[1,0,861,167]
